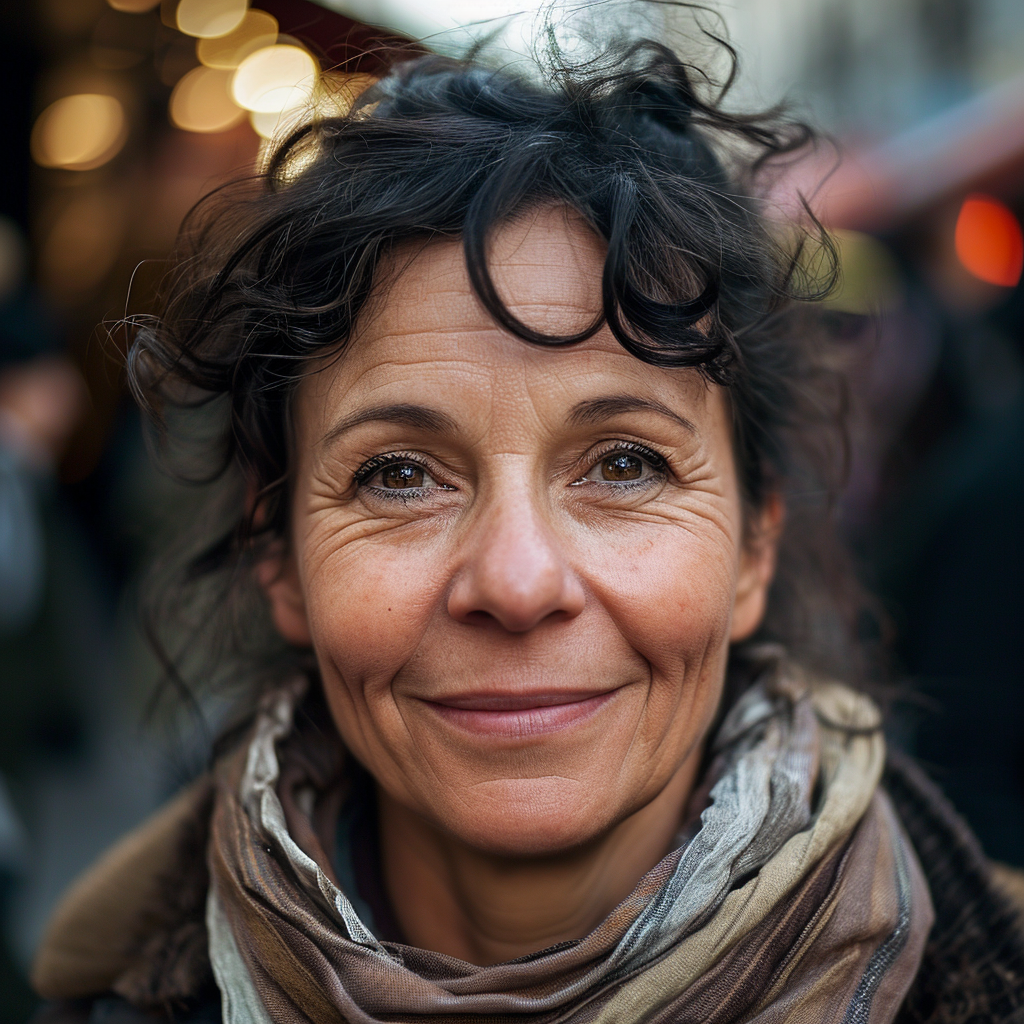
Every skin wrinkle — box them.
[260,206,781,967]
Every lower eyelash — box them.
[365,486,428,503]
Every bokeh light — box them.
[954,194,1024,288]
[196,9,278,69]
[30,93,128,171]
[106,0,160,12]
[248,73,377,140]
[827,230,903,313]
[176,0,248,40]
[232,44,317,113]
[249,106,304,140]
[169,66,246,133]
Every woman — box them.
[29,39,1024,1024]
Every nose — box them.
[447,493,586,633]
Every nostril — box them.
[447,562,586,633]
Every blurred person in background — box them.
[0,214,89,1021]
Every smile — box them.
[423,690,618,739]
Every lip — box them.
[423,689,617,739]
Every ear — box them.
[256,541,312,646]
[730,493,784,643]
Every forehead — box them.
[375,206,605,339]
[299,207,713,426]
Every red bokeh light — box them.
[954,193,1024,288]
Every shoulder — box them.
[30,778,215,1015]
[885,751,1024,1024]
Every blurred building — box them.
[724,0,1024,135]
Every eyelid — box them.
[585,440,669,471]
[354,450,440,485]
[571,440,671,486]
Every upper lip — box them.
[425,689,613,711]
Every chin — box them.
[438,776,618,857]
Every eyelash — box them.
[353,450,447,501]
[354,441,669,499]
[574,441,669,488]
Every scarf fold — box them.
[207,653,933,1024]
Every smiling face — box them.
[263,207,779,857]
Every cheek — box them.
[596,529,736,763]
[300,525,445,703]
[585,522,739,670]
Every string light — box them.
[196,9,278,69]
[954,193,1024,288]
[31,94,127,171]
[176,0,248,39]
[170,66,246,132]
[232,44,317,113]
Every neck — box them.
[377,753,702,966]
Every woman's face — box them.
[265,207,778,857]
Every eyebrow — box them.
[318,403,459,449]
[567,395,697,434]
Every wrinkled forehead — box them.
[295,205,714,433]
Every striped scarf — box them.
[207,655,932,1023]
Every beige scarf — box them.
[206,654,933,1024]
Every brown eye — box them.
[600,453,643,481]
[572,446,665,488]
[381,463,425,488]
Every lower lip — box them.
[426,692,616,739]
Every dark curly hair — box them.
[128,33,861,715]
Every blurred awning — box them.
[817,71,1024,232]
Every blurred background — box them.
[0,0,1020,1017]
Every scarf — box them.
[206,653,933,1024]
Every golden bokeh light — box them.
[177,0,248,39]
[232,44,317,113]
[250,75,376,148]
[31,94,128,171]
[170,66,246,133]
[249,107,301,140]
[197,9,278,69]
[106,0,160,11]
